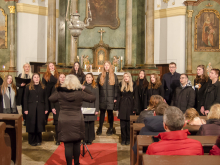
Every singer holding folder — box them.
[16,63,33,125]
[82,73,99,145]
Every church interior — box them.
[1,0,220,165]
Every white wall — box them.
[153,0,186,73]
[17,0,59,75]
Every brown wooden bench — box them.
[0,122,11,165]
[130,115,138,164]
[142,155,220,165]
[137,135,217,165]
[0,114,22,165]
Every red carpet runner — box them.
[45,143,118,165]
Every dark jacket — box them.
[51,86,60,125]
[82,83,99,121]
[133,116,165,155]
[97,73,118,110]
[198,119,220,136]
[209,135,220,155]
[171,82,195,113]
[134,80,148,115]
[75,73,85,84]
[135,110,154,123]
[201,80,220,110]
[194,78,211,115]
[117,82,136,120]
[162,72,181,104]
[42,74,58,110]
[147,84,164,105]
[49,87,96,142]
[16,73,31,106]
[0,77,3,86]
[24,84,49,133]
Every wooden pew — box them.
[0,122,11,165]
[142,155,220,165]
[0,114,22,165]
[137,135,217,165]
[130,115,138,165]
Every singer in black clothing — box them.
[16,63,33,125]
[42,63,59,123]
[69,62,85,84]
[24,73,48,146]
[134,70,149,115]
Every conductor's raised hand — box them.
[52,108,56,114]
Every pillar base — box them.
[186,70,192,74]
[142,64,156,69]
[8,67,16,71]
[46,61,56,65]
[123,65,134,69]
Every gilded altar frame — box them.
[194,9,220,52]
[84,0,120,29]
[0,7,7,49]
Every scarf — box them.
[3,84,16,113]
[51,70,55,76]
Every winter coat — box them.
[171,82,195,113]
[97,72,118,110]
[24,84,49,133]
[82,83,99,121]
[134,80,148,115]
[209,136,220,155]
[146,129,204,155]
[162,72,181,104]
[133,116,165,155]
[49,87,96,142]
[16,73,31,106]
[198,119,220,136]
[135,110,154,123]
[75,73,85,84]
[42,74,58,110]
[147,84,164,105]
[117,82,136,120]
[51,86,60,125]
[201,80,220,110]
[194,78,211,115]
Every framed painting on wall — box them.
[195,9,220,52]
[0,8,7,49]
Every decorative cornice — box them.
[184,0,220,6]
[154,6,186,19]
[16,3,59,18]
[8,6,15,14]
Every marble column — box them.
[8,6,16,71]
[144,0,154,67]
[70,0,78,66]
[186,10,193,73]
[124,0,132,68]
[47,0,56,64]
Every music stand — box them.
[80,141,93,159]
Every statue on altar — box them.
[82,55,90,71]
[113,56,120,72]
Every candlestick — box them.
[120,59,124,72]
[77,56,79,62]
[90,65,92,72]
[121,56,123,60]
[98,67,100,72]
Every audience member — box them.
[198,104,220,136]
[136,95,164,123]
[171,74,195,113]
[146,106,204,155]
[162,62,180,105]
[69,62,85,84]
[209,135,220,155]
[200,68,220,115]
[185,108,206,125]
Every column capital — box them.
[8,6,15,14]
[187,10,193,18]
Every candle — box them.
[3,65,5,69]
[98,67,100,72]
[85,65,87,70]
[121,56,123,60]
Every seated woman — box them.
[198,104,220,135]
[209,135,220,155]
[135,95,164,123]
[185,108,206,125]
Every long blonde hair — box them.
[1,75,17,95]
[208,104,220,120]
[121,72,133,92]
[62,75,82,90]
[21,63,33,79]
[99,61,115,86]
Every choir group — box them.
[0,61,220,165]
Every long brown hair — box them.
[99,61,115,86]
[83,73,97,88]
[1,75,17,95]
[55,73,66,88]
[185,108,199,123]
[148,73,162,89]
[29,73,45,90]
[195,65,209,83]
[136,70,149,88]
[69,62,85,77]
[43,63,59,82]
[148,95,164,110]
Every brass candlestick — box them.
[120,59,123,72]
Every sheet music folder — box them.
[15,77,31,84]
[81,107,96,114]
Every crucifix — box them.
[98,28,105,41]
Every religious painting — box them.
[0,8,7,49]
[85,0,120,29]
[195,9,220,52]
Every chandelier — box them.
[66,0,92,40]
